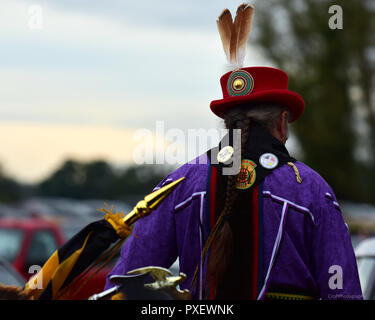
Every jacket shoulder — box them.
[264,161,339,211]
[153,154,210,204]
[293,161,335,195]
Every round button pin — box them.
[259,153,279,169]
[217,146,234,164]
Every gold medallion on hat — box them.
[227,70,254,96]
[233,79,245,91]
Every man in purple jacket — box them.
[105,66,362,300]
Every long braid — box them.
[190,109,251,298]
[207,113,250,297]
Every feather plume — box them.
[236,4,254,68]
[217,3,254,70]
[230,4,246,65]
[216,9,233,63]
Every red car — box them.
[0,217,113,299]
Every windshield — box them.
[0,229,24,262]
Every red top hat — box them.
[210,66,305,123]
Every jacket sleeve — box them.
[104,175,179,290]
[311,190,363,300]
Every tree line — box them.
[0,160,174,204]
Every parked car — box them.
[355,237,375,299]
[0,258,25,287]
[0,217,65,280]
[0,217,114,299]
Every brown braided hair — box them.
[205,109,251,297]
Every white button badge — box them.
[217,146,234,164]
[259,153,279,170]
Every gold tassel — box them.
[100,203,132,239]
[287,162,302,184]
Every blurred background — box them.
[0,0,374,298]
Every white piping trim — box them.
[174,191,206,211]
[263,190,315,224]
[198,192,205,300]
[257,202,289,300]
[152,178,174,191]
[325,192,340,208]
[173,191,206,299]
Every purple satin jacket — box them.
[105,154,362,300]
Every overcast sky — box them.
[0,0,276,183]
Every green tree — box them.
[38,160,87,199]
[38,159,173,200]
[253,0,375,202]
[0,164,22,203]
[81,160,116,199]
[111,164,173,199]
